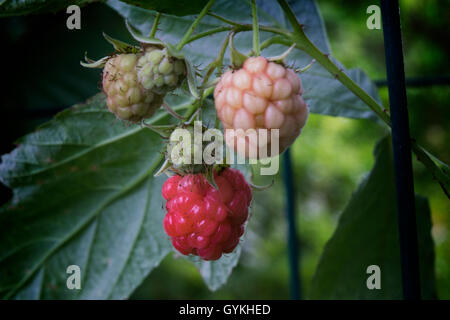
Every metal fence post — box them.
[380,0,421,299]
[282,148,301,299]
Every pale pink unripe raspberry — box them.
[103,53,164,122]
[214,56,309,158]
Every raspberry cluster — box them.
[214,56,309,157]
[102,47,186,122]
[162,168,252,261]
[102,53,164,122]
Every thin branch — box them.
[162,102,184,120]
[207,12,289,36]
[149,13,161,38]
[276,0,304,35]
[176,0,216,51]
[207,12,242,28]
[185,26,232,45]
[251,0,260,56]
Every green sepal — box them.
[248,179,274,191]
[154,158,172,177]
[184,59,199,99]
[214,163,230,176]
[205,165,219,190]
[103,32,140,53]
[294,59,315,74]
[80,53,110,68]
[229,33,249,69]
[126,20,165,47]
[267,43,296,64]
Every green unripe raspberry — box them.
[102,53,165,122]
[136,45,186,95]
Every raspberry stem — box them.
[251,0,260,56]
[207,12,289,37]
[149,12,161,38]
[185,26,232,45]
[194,34,230,122]
[184,86,215,123]
[162,102,185,120]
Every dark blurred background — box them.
[0,0,449,299]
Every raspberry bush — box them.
[0,0,445,300]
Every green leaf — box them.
[412,142,450,198]
[187,246,241,291]
[301,66,383,123]
[0,0,97,17]
[107,0,382,122]
[309,136,437,299]
[0,93,197,299]
[119,0,209,16]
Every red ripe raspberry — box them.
[214,56,309,158]
[162,168,252,261]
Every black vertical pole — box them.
[282,149,301,299]
[380,0,421,299]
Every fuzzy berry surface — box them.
[214,56,309,157]
[137,46,186,95]
[162,168,252,261]
[103,53,164,122]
